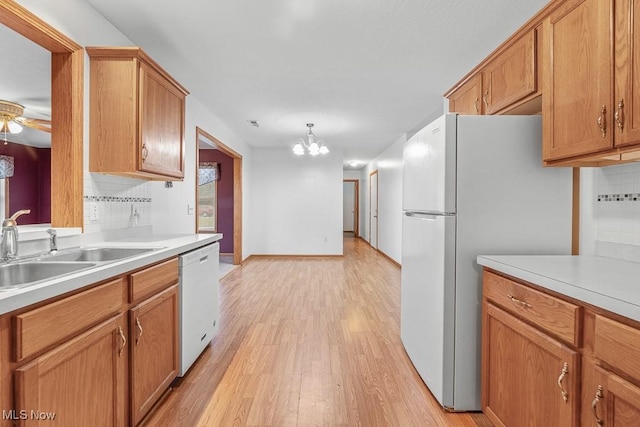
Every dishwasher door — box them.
[178,242,219,376]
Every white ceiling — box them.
[3,0,549,162]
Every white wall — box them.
[251,148,343,255]
[151,97,253,258]
[361,134,405,264]
[16,0,254,259]
[580,163,640,262]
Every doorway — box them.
[195,127,243,265]
[343,179,359,236]
[369,170,378,249]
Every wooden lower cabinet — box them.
[129,285,178,426]
[483,269,640,427]
[582,359,640,427]
[14,314,128,427]
[483,302,579,426]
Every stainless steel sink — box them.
[45,247,155,262]
[0,262,97,290]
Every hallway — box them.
[144,236,489,426]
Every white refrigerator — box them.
[401,114,572,411]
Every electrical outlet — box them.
[89,202,99,221]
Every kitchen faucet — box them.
[1,209,31,261]
[46,228,58,253]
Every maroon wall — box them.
[0,144,51,225]
[199,149,234,253]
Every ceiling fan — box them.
[0,99,51,145]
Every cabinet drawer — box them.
[483,271,580,346]
[130,257,179,303]
[14,278,126,362]
[594,315,640,383]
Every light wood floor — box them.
[143,236,491,426]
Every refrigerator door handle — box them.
[405,212,438,221]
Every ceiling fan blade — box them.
[15,117,52,133]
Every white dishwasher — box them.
[178,242,220,376]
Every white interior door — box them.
[343,181,355,232]
[369,171,378,248]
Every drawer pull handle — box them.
[135,317,143,345]
[597,105,607,138]
[483,89,489,109]
[474,97,479,114]
[557,362,569,403]
[507,294,532,308]
[615,99,624,133]
[141,143,149,163]
[117,326,126,357]
[591,385,604,426]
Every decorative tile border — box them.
[597,193,640,202]
[84,196,152,203]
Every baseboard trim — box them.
[376,248,401,268]
[246,254,344,260]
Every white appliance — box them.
[178,242,220,376]
[401,114,572,411]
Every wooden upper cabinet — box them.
[613,0,640,148]
[542,0,613,162]
[87,47,188,180]
[482,30,537,115]
[448,74,482,115]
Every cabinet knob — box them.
[591,385,604,426]
[557,362,569,403]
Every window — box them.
[197,162,219,232]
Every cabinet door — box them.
[138,62,185,179]
[614,0,640,147]
[482,303,579,427]
[542,0,613,161]
[482,30,537,115]
[15,315,127,427]
[582,361,640,427]
[130,285,178,425]
[448,74,483,115]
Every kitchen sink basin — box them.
[0,262,97,290]
[44,247,156,262]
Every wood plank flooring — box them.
[143,236,491,426]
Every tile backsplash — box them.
[593,163,640,247]
[84,173,152,233]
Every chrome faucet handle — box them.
[46,228,58,253]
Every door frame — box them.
[1,2,84,228]
[343,179,359,236]
[369,170,379,249]
[195,127,243,265]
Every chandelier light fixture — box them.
[292,123,329,156]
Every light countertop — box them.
[477,255,640,322]
[0,233,222,315]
